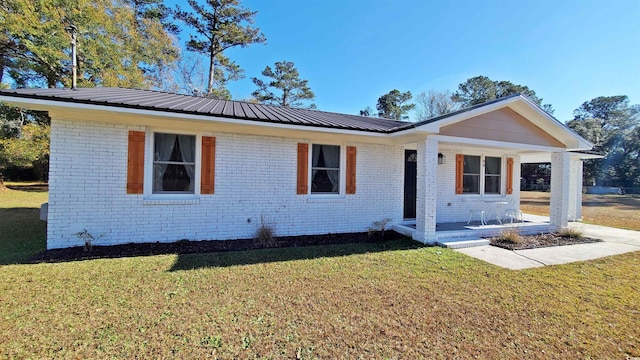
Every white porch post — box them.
[567,158,583,221]
[550,152,571,229]
[413,136,438,244]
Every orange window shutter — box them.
[127,131,145,194]
[346,146,357,194]
[506,157,514,195]
[201,136,216,194]
[297,143,309,194]
[455,154,464,194]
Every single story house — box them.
[0,88,594,249]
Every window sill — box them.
[460,195,506,201]
[306,195,346,203]
[143,197,201,206]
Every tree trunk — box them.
[0,173,6,191]
[0,57,4,84]
[207,52,215,95]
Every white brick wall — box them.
[47,118,405,249]
[47,116,531,249]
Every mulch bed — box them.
[489,232,602,250]
[29,231,405,263]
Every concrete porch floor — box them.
[393,214,555,248]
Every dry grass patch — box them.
[520,191,640,231]
[559,228,584,240]
[494,228,522,244]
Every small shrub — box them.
[495,228,522,244]
[74,229,103,251]
[368,218,392,239]
[254,216,275,247]
[559,228,584,240]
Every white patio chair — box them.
[503,198,524,224]
[504,209,524,223]
[467,209,486,226]
[466,201,487,226]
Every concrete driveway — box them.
[456,222,640,270]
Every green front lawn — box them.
[1,184,639,358]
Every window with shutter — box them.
[298,143,349,195]
[456,153,507,195]
[152,133,196,194]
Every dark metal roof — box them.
[0,87,408,133]
[0,88,586,145]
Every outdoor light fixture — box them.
[438,153,445,164]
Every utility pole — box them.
[65,25,77,89]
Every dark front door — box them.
[404,150,417,218]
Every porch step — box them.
[437,238,490,249]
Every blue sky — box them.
[176,0,640,122]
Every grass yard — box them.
[1,185,639,358]
[520,191,640,231]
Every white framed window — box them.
[153,133,196,194]
[151,132,197,195]
[311,144,341,194]
[462,154,503,195]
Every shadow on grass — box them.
[6,184,49,192]
[0,208,47,265]
[168,238,425,271]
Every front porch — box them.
[394,214,554,248]
[389,95,593,245]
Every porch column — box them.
[550,152,571,229]
[413,136,438,244]
[567,157,583,221]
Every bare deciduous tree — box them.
[414,89,460,121]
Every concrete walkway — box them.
[456,222,640,270]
